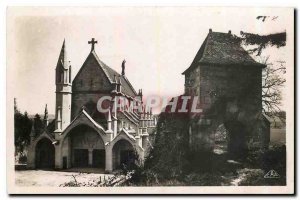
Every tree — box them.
[261,57,286,121]
[14,98,32,153]
[33,114,44,136]
[240,16,287,120]
[240,31,286,56]
[240,15,286,56]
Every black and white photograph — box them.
[6,7,294,194]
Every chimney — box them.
[209,28,212,33]
[228,30,231,34]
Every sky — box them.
[7,7,292,115]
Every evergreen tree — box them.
[240,31,286,56]
[14,98,32,153]
[33,114,44,136]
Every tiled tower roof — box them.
[182,30,265,74]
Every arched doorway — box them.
[213,124,228,155]
[35,138,55,169]
[224,120,248,158]
[66,125,106,169]
[112,139,135,170]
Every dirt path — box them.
[15,170,112,187]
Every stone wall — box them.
[72,54,113,92]
[71,93,111,121]
[72,54,113,120]
[185,64,265,153]
[184,66,200,96]
[199,64,262,115]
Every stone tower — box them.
[54,39,72,132]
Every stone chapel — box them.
[27,38,156,172]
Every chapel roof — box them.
[73,49,137,97]
[182,30,265,74]
[91,51,137,97]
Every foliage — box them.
[121,144,286,186]
[240,31,286,56]
[14,98,48,158]
[46,119,56,133]
[242,146,286,185]
[33,114,44,136]
[182,172,233,186]
[14,99,32,153]
[18,154,27,163]
[261,57,286,121]
[143,111,190,179]
[60,173,126,187]
[240,17,287,120]
[238,168,285,186]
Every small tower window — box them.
[185,76,191,87]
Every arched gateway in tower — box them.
[27,38,156,172]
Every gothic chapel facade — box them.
[27,39,156,172]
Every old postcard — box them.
[6,7,294,194]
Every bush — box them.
[238,168,285,186]
[18,154,27,164]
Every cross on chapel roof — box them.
[88,38,98,52]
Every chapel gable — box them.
[72,53,112,93]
